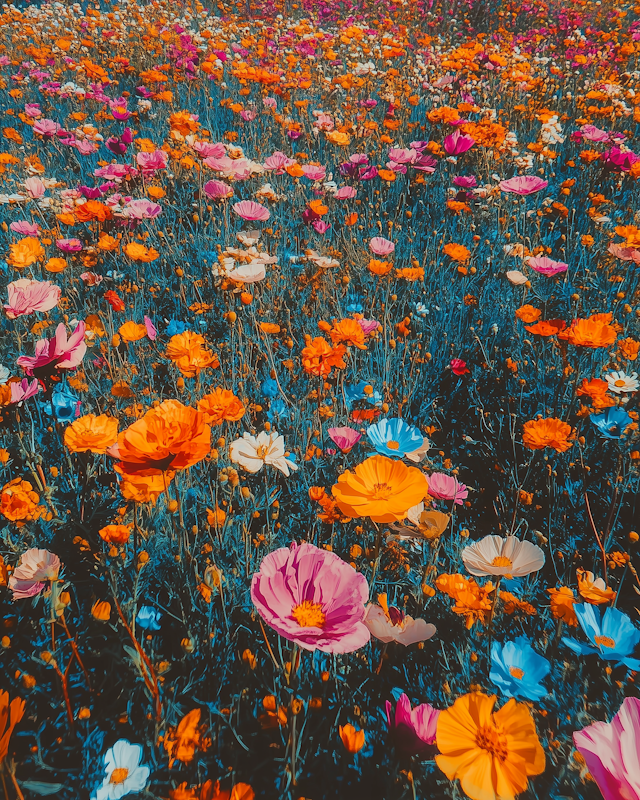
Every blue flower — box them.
[165,319,188,336]
[590,407,632,439]
[44,387,81,422]
[267,398,289,422]
[261,378,279,398]
[489,636,550,700]
[366,418,423,458]
[136,606,162,631]
[562,604,640,670]
[344,381,382,408]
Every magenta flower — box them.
[386,693,440,755]
[358,318,381,335]
[573,696,640,800]
[527,256,568,276]
[144,316,157,341]
[499,176,548,195]
[9,220,40,237]
[302,164,327,181]
[56,238,83,252]
[5,279,61,319]
[334,186,357,199]
[369,236,395,256]
[33,119,61,137]
[9,548,61,600]
[17,322,87,377]
[428,472,468,505]
[10,378,40,405]
[203,179,233,199]
[136,150,168,173]
[450,358,470,376]
[443,130,475,156]
[312,219,330,234]
[233,200,270,222]
[328,426,362,453]
[453,175,477,188]
[251,541,370,653]
[580,124,609,143]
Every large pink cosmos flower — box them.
[264,151,296,173]
[386,693,440,756]
[5,279,61,319]
[233,200,270,222]
[193,140,226,159]
[17,322,87,376]
[334,186,357,199]
[443,130,475,156]
[10,220,40,237]
[302,164,327,181]
[428,472,468,505]
[499,176,548,195]
[527,256,568,276]
[608,243,640,263]
[9,548,61,599]
[121,199,162,220]
[573,696,640,800]
[251,541,370,653]
[328,426,362,453]
[369,236,395,256]
[136,150,168,173]
[203,179,234,199]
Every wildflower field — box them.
[0,0,639,797]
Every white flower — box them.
[93,740,149,800]
[0,365,10,384]
[364,594,436,645]
[229,431,298,476]
[462,535,545,578]
[506,270,528,286]
[606,370,639,394]
[404,437,430,463]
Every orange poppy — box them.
[618,337,639,361]
[367,259,393,276]
[435,573,495,629]
[558,312,618,348]
[75,200,112,223]
[301,337,347,377]
[166,332,220,378]
[515,305,542,323]
[0,478,45,524]
[64,414,119,454]
[98,524,133,544]
[9,238,44,268]
[0,691,25,762]
[522,417,574,452]
[547,586,578,626]
[124,242,159,262]
[164,709,211,768]
[44,257,67,273]
[97,234,119,251]
[443,243,471,262]
[330,318,367,350]
[576,568,617,605]
[576,378,615,410]
[524,319,566,337]
[197,388,245,425]
[119,321,148,343]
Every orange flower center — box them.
[491,556,513,568]
[386,440,400,450]
[255,445,269,458]
[614,379,626,387]
[371,482,393,500]
[291,601,325,628]
[509,666,525,680]
[110,768,129,785]
[476,723,509,762]
[594,635,616,649]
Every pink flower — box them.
[240,109,257,122]
[499,176,549,195]
[122,199,162,220]
[9,548,61,600]
[193,141,226,159]
[24,103,42,118]
[370,237,395,256]
[388,148,417,164]
[608,243,640,263]
[10,220,40,236]
[203,179,234,199]
[328,426,362,453]
[580,124,610,143]
[450,358,470,376]
[5,279,61,319]
[136,150,168,173]
[33,118,61,137]
[573,696,640,800]
[251,541,370,653]
[17,321,87,376]
[527,256,568,276]
[453,175,477,188]
[358,318,381,335]
[80,272,103,286]
[386,693,440,755]
[443,130,475,155]
[302,164,327,181]
[263,151,295,173]
[428,472,468,505]
[56,238,83,252]
[312,219,330,234]
[24,177,46,199]
[334,186,357,199]
[75,140,99,156]
[233,200,270,222]
[10,378,40,404]
[144,316,157,341]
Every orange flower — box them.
[576,378,615,410]
[119,321,148,343]
[0,690,25,762]
[91,600,111,621]
[75,200,112,223]
[64,414,119,454]
[124,242,159,262]
[577,569,617,605]
[110,400,211,478]
[378,169,396,182]
[332,455,429,523]
[559,312,618,348]
[499,590,536,616]
[522,417,574,452]
[339,724,365,753]
[9,238,44,268]
[330,318,367,350]
[524,319,566,336]
[443,243,471,262]
[197,388,245,425]
[206,505,227,528]
[308,199,328,216]
[97,234,119,251]
[367,259,393,276]
[166,332,220,378]
[435,573,495,629]
[618,337,640,361]
[345,212,358,226]
[547,586,578,626]
[44,257,67,273]
[395,267,424,281]
[169,110,199,136]
[164,709,211,768]
[170,782,254,800]
[259,322,281,334]
[0,478,45,525]
[515,304,542,323]
[301,337,347,377]
[119,471,173,504]
[98,524,133,544]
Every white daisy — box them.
[93,740,149,800]
[605,371,639,394]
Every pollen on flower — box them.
[594,635,616,649]
[291,601,326,628]
[491,556,513,568]
[509,666,525,680]
[475,724,509,762]
[110,768,129,784]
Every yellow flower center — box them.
[255,445,269,459]
[371,482,393,500]
[110,768,129,785]
[509,666,525,680]
[387,440,400,450]
[614,379,626,387]
[291,601,326,628]
[595,635,616,649]
[476,723,509,762]
[491,556,513,568]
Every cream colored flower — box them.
[229,431,298,476]
[462,535,545,578]
[364,594,436,645]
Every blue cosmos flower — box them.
[590,407,633,439]
[367,418,423,458]
[165,319,189,336]
[43,387,81,422]
[267,398,289,422]
[562,604,640,670]
[136,606,162,631]
[489,636,550,700]
[344,381,382,408]
[261,378,279,398]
